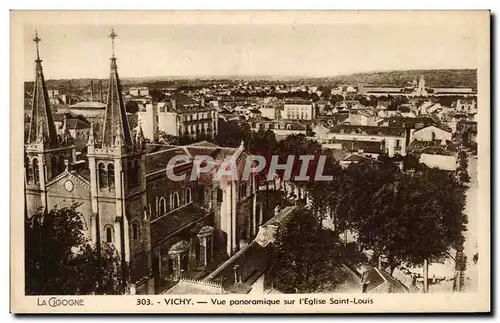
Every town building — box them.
[313,125,407,157]
[129,87,150,97]
[248,119,307,140]
[411,125,453,142]
[454,98,477,114]
[406,139,458,171]
[54,116,91,151]
[281,99,314,120]
[259,107,279,120]
[137,94,218,141]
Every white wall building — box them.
[129,87,149,97]
[419,151,457,171]
[315,126,407,157]
[455,99,477,114]
[281,102,314,120]
[411,125,452,142]
[259,107,278,120]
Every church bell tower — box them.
[86,28,152,293]
[24,31,76,216]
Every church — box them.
[24,30,265,294]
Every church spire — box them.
[27,30,58,147]
[101,28,132,148]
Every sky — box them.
[23,22,480,81]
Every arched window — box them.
[98,163,107,189]
[58,156,66,173]
[26,158,33,184]
[108,164,115,188]
[173,192,180,209]
[32,158,39,184]
[51,156,58,178]
[158,197,167,215]
[105,226,113,243]
[185,187,192,204]
[132,221,140,240]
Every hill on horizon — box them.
[25,68,477,92]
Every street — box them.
[462,155,478,292]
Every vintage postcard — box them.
[10,10,490,313]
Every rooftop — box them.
[150,203,210,247]
[330,125,406,137]
[163,278,225,295]
[66,118,90,130]
[145,146,190,175]
[69,101,106,109]
[406,139,458,153]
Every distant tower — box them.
[413,75,427,97]
[25,31,76,216]
[418,75,426,92]
[86,28,152,292]
[90,80,94,101]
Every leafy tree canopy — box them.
[125,100,139,114]
[267,208,346,293]
[25,204,124,295]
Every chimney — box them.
[90,80,94,102]
[99,80,104,103]
[171,98,177,111]
[64,159,70,172]
[201,96,206,107]
[233,265,241,284]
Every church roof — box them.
[150,203,210,246]
[145,146,191,175]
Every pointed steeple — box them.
[101,28,132,148]
[27,31,58,147]
[114,125,123,147]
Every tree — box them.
[456,149,471,185]
[155,131,180,145]
[330,94,344,106]
[336,163,467,291]
[267,208,346,293]
[125,101,139,114]
[25,204,124,295]
[149,89,165,102]
[215,119,251,148]
[306,152,344,227]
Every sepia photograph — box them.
[10,10,490,313]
